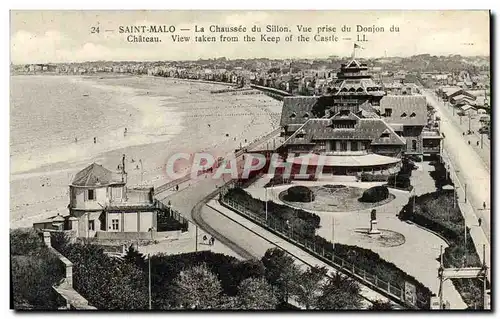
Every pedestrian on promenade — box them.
[463,132,465,136]
[468,140,471,145]
[176,185,179,191]
[483,202,486,210]
[478,218,482,227]
[477,141,480,146]
[94,137,97,144]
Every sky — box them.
[10,10,490,64]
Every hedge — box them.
[224,187,320,239]
[360,186,389,203]
[360,173,390,182]
[398,190,486,308]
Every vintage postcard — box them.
[9,10,491,311]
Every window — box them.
[411,140,418,151]
[385,108,393,117]
[88,220,95,231]
[410,112,416,117]
[87,189,95,201]
[351,141,358,151]
[401,112,407,117]
[112,219,119,230]
[341,141,348,151]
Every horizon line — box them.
[11,53,490,66]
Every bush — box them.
[360,173,389,182]
[286,185,315,202]
[223,187,320,239]
[359,186,389,203]
[10,229,66,309]
[387,173,411,190]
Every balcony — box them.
[109,187,154,207]
[423,146,441,154]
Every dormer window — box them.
[290,112,296,119]
[410,112,416,117]
[303,112,310,119]
[401,112,407,117]
[380,129,391,138]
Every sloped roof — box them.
[451,94,476,102]
[280,96,319,126]
[284,117,405,146]
[72,163,124,187]
[380,95,427,126]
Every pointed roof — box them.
[72,163,124,187]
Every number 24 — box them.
[91,26,100,34]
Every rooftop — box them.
[71,163,124,187]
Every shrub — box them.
[286,186,315,202]
[359,186,389,203]
[360,173,389,182]
[387,173,411,190]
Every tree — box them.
[173,263,222,309]
[61,244,149,309]
[369,299,394,310]
[261,248,301,303]
[10,229,65,309]
[235,277,278,310]
[315,273,363,310]
[291,266,328,309]
[124,244,146,269]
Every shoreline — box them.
[10,75,282,228]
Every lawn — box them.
[279,185,395,212]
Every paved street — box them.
[423,90,491,280]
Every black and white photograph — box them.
[8,9,491,311]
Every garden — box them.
[223,187,432,308]
[278,184,395,212]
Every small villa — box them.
[33,160,163,240]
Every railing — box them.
[423,146,440,153]
[219,194,428,309]
[324,150,370,156]
[155,200,189,230]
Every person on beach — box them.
[75,137,78,143]
[124,128,128,137]
[483,202,486,210]
[477,141,480,146]
[478,218,482,226]
[176,185,179,191]
[94,137,97,144]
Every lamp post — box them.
[148,253,152,310]
[265,187,268,222]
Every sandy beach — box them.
[10,75,282,228]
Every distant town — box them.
[11,54,490,105]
